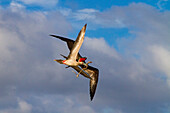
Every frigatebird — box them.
[50,24,99,101]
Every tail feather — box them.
[55,59,64,64]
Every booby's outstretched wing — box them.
[67,24,86,61]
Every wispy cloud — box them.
[14,0,58,8]
[157,0,169,10]
[73,8,99,20]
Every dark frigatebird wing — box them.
[82,65,99,101]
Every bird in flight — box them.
[50,24,99,101]
[52,24,91,68]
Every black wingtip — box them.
[49,34,55,37]
[84,24,87,29]
[89,68,99,101]
[90,89,95,101]
[89,80,97,101]
[90,95,94,101]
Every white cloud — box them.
[78,8,99,13]
[0,99,32,113]
[84,37,121,60]
[157,0,169,10]
[0,3,72,111]
[72,3,170,29]
[15,95,97,113]
[1,2,170,113]
[59,8,72,16]
[149,45,170,85]
[15,0,58,7]
[72,3,170,113]
[10,1,25,12]
[18,99,32,113]
[74,8,99,20]
[59,97,96,113]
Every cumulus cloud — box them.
[70,3,170,113]
[0,2,74,112]
[1,2,170,113]
[76,3,170,81]
[0,2,99,113]
[84,37,120,60]
[0,99,32,113]
[149,45,170,84]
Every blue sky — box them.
[1,0,169,10]
[0,0,170,113]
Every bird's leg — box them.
[72,70,77,75]
[65,66,70,68]
[76,73,80,78]
[72,70,80,78]
[76,61,93,78]
[76,67,87,78]
[72,61,93,78]
[71,67,85,78]
[85,61,92,68]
